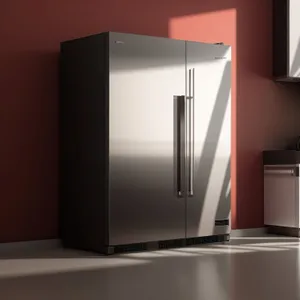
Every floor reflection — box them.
[0,236,299,300]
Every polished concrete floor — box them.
[0,236,299,299]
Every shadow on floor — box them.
[0,237,300,300]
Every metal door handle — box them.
[187,69,195,196]
[174,95,185,197]
[264,168,296,176]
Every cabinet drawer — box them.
[264,166,299,227]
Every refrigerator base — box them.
[100,234,230,255]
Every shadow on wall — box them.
[0,0,238,242]
[0,49,59,242]
[2,0,298,242]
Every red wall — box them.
[1,0,300,242]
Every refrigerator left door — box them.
[108,32,186,245]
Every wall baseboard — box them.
[0,239,60,253]
[231,227,267,237]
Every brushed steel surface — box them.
[108,32,186,245]
[289,0,300,77]
[186,42,231,238]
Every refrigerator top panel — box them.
[61,31,231,49]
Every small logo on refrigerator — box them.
[215,56,226,59]
[115,41,125,44]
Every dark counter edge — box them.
[263,150,300,165]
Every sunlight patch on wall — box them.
[168,9,236,44]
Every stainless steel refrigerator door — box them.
[108,32,186,245]
[186,42,231,238]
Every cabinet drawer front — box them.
[264,168,299,227]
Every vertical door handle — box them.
[174,95,185,198]
[187,69,195,197]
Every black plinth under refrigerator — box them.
[60,32,231,254]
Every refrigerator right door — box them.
[186,42,231,238]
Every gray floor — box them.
[0,236,299,299]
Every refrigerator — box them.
[60,32,231,254]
